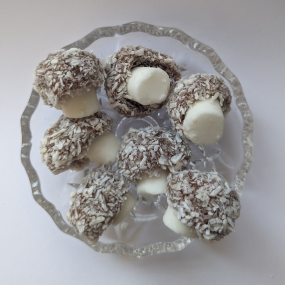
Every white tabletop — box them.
[1,0,285,284]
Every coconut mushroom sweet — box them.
[117,126,191,196]
[105,44,181,118]
[164,170,241,241]
[34,48,106,118]
[167,73,232,146]
[67,167,137,242]
[40,112,113,175]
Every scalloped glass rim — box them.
[21,21,253,258]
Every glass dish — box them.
[21,22,253,258]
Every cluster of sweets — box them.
[34,44,239,243]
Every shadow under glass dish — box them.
[21,22,253,258]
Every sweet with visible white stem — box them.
[34,48,106,114]
[167,74,232,146]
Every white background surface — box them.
[1,0,285,284]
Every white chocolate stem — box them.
[61,86,100,118]
[183,99,224,146]
[85,132,121,166]
[136,169,168,195]
[126,67,170,105]
[163,207,198,238]
[112,192,137,226]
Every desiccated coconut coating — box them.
[34,48,106,108]
[105,45,181,118]
[117,127,191,181]
[40,112,112,175]
[67,166,129,240]
[167,73,232,140]
[166,170,240,241]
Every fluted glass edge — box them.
[21,21,253,258]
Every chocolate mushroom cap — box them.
[117,126,191,181]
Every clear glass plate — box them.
[21,22,253,258]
